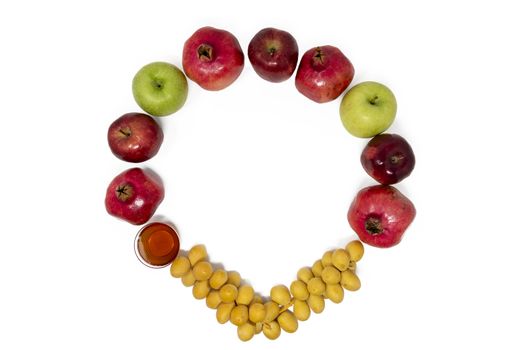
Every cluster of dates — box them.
[169,241,364,341]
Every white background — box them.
[1,0,523,348]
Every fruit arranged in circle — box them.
[132,62,188,117]
[339,81,397,138]
[361,133,416,184]
[105,168,164,225]
[247,27,299,83]
[106,25,417,342]
[347,185,416,248]
[295,45,354,103]
[135,222,180,267]
[182,26,244,91]
[107,112,163,163]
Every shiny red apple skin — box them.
[295,45,354,103]
[182,26,244,91]
[361,133,415,185]
[105,168,164,225]
[248,27,299,82]
[107,113,163,163]
[348,185,416,248]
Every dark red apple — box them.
[107,113,163,163]
[105,168,164,225]
[361,134,415,185]
[182,26,244,91]
[248,27,298,82]
[348,185,415,248]
[295,45,354,103]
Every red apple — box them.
[295,45,354,103]
[182,26,244,91]
[348,185,416,248]
[361,134,415,185]
[105,168,164,225]
[248,27,298,82]
[107,113,163,163]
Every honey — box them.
[135,222,180,268]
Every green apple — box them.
[339,81,397,138]
[132,62,188,117]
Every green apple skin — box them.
[339,81,397,138]
[132,62,188,117]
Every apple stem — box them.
[198,44,213,61]
[365,217,383,235]
[390,154,404,164]
[119,128,131,137]
[368,95,379,105]
[151,79,163,90]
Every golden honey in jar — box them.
[135,222,180,268]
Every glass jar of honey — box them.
[135,222,180,268]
